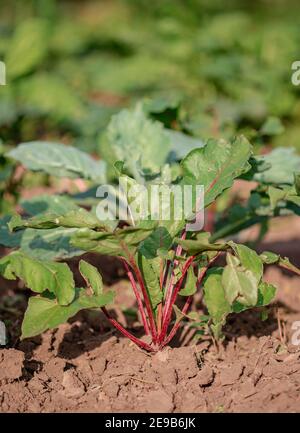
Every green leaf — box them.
[0,255,15,280]
[179,267,197,296]
[260,116,284,136]
[261,309,269,321]
[253,148,300,185]
[172,304,186,326]
[9,208,106,232]
[70,229,126,256]
[50,19,89,55]
[266,184,300,208]
[181,135,252,207]
[0,216,22,248]
[18,73,86,121]
[268,186,288,209]
[114,161,125,176]
[21,195,78,216]
[117,170,185,237]
[2,252,75,306]
[118,174,149,224]
[222,253,258,306]
[19,227,84,261]
[7,142,106,183]
[8,199,86,260]
[6,18,49,79]
[260,251,279,264]
[79,260,103,295]
[260,252,300,276]
[142,95,180,117]
[137,255,162,309]
[100,104,170,179]
[294,173,300,196]
[166,129,205,161]
[139,226,173,259]
[257,282,277,306]
[176,232,227,255]
[21,288,114,339]
[286,190,300,207]
[203,268,231,339]
[227,241,263,284]
[71,222,157,257]
[0,97,18,127]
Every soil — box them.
[0,216,300,413]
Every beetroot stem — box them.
[161,252,222,347]
[121,258,150,335]
[128,257,158,342]
[162,230,186,322]
[101,307,155,352]
[160,295,193,348]
[159,256,195,344]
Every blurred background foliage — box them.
[1,0,300,155]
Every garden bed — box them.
[1,217,300,413]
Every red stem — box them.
[160,252,221,347]
[161,295,193,348]
[159,256,195,343]
[101,307,155,352]
[121,258,150,335]
[128,257,158,342]
[163,231,186,321]
[156,302,163,334]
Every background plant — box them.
[1,0,300,153]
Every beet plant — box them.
[1,133,300,352]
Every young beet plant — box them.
[2,136,300,352]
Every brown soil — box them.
[1,217,300,413]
